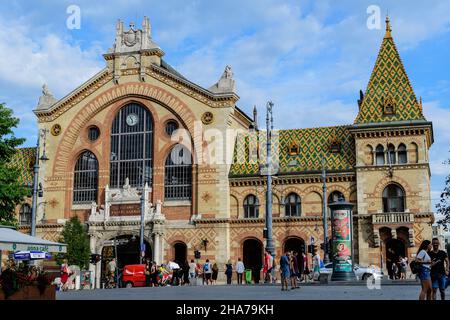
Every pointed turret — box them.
[354,16,425,124]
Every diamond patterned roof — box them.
[354,19,425,124]
[9,147,35,185]
[229,126,355,177]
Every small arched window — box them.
[382,184,405,213]
[398,144,407,164]
[164,145,192,200]
[410,142,419,163]
[73,151,98,204]
[244,195,259,218]
[376,145,385,165]
[285,193,301,217]
[328,191,345,203]
[387,144,396,164]
[19,204,32,226]
[366,145,374,165]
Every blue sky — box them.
[0,0,449,214]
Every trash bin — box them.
[245,269,252,284]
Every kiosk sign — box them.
[331,209,352,272]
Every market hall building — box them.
[14,16,434,285]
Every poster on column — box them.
[332,209,352,272]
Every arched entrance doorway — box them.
[283,237,306,274]
[173,242,187,264]
[385,238,406,279]
[101,235,152,285]
[243,238,263,284]
[283,237,305,254]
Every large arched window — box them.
[164,145,192,200]
[382,184,405,213]
[328,191,345,203]
[387,144,396,164]
[19,204,32,226]
[376,145,385,165]
[110,103,153,188]
[398,143,407,164]
[285,193,301,217]
[244,195,259,218]
[73,151,98,203]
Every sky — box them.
[0,0,449,217]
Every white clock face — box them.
[126,113,139,126]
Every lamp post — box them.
[264,101,275,259]
[321,156,330,264]
[138,168,147,264]
[31,129,49,237]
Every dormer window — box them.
[289,142,299,156]
[383,96,395,115]
[330,141,341,153]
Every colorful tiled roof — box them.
[9,147,35,185]
[354,17,425,124]
[229,125,355,177]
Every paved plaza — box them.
[57,282,424,300]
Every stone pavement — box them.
[57,281,424,300]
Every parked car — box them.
[320,263,383,281]
[122,264,146,288]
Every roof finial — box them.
[385,14,392,38]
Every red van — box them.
[122,264,146,288]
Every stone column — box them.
[153,232,161,264]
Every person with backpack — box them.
[235,258,245,285]
[203,259,212,285]
[414,240,440,300]
[280,251,291,291]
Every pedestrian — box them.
[60,258,71,292]
[182,260,190,286]
[280,251,291,291]
[297,251,304,282]
[391,262,399,280]
[203,259,213,285]
[106,258,116,288]
[212,262,219,285]
[292,251,300,288]
[236,258,245,285]
[415,240,435,300]
[312,251,321,281]
[150,261,158,287]
[189,259,197,282]
[263,249,273,283]
[399,256,407,280]
[145,259,152,287]
[429,237,449,300]
[225,259,233,285]
[302,252,309,283]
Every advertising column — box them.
[329,200,356,281]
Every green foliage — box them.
[0,103,27,226]
[57,216,90,269]
[437,157,450,231]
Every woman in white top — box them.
[415,240,438,300]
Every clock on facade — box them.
[126,113,139,126]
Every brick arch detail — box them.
[303,185,323,197]
[373,176,412,199]
[53,83,197,177]
[328,185,349,200]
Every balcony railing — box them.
[372,212,415,225]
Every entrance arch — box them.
[385,238,406,279]
[242,238,263,284]
[173,242,187,264]
[101,235,152,285]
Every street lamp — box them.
[264,101,275,259]
[31,128,49,237]
[321,156,330,264]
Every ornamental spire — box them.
[384,15,392,38]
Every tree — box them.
[0,103,27,226]
[58,216,90,269]
[437,157,450,230]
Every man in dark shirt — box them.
[429,238,449,300]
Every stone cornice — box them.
[230,172,356,187]
[355,163,430,172]
[33,63,242,123]
[194,216,323,225]
[34,68,112,122]
[147,64,240,107]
